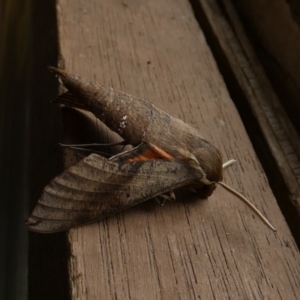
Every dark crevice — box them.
[232,2,300,136]
[189,0,300,248]
[28,1,71,299]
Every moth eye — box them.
[126,193,130,198]
[196,183,216,199]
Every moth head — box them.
[207,159,277,232]
[195,182,217,198]
[180,138,222,198]
[192,138,223,183]
[183,139,273,230]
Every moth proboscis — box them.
[26,67,276,233]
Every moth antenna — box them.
[109,144,142,161]
[59,141,126,147]
[65,146,111,157]
[223,159,236,169]
[218,181,277,232]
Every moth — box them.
[26,67,276,233]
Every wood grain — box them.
[219,0,300,220]
[54,0,300,299]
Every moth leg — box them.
[168,191,176,200]
[155,191,176,207]
[155,197,166,207]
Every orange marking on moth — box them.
[126,145,174,162]
[148,143,174,160]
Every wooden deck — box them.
[34,0,300,298]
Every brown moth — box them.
[26,67,276,233]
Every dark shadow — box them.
[0,0,70,299]
[27,1,70,299]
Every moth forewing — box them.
[26,153,202,233]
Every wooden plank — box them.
[223,0,300,218]
[192,0,300,239]
[54,0,300,299]
[232,0,300,131]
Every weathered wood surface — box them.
[55,0,300,299]
[194,0,300,240]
